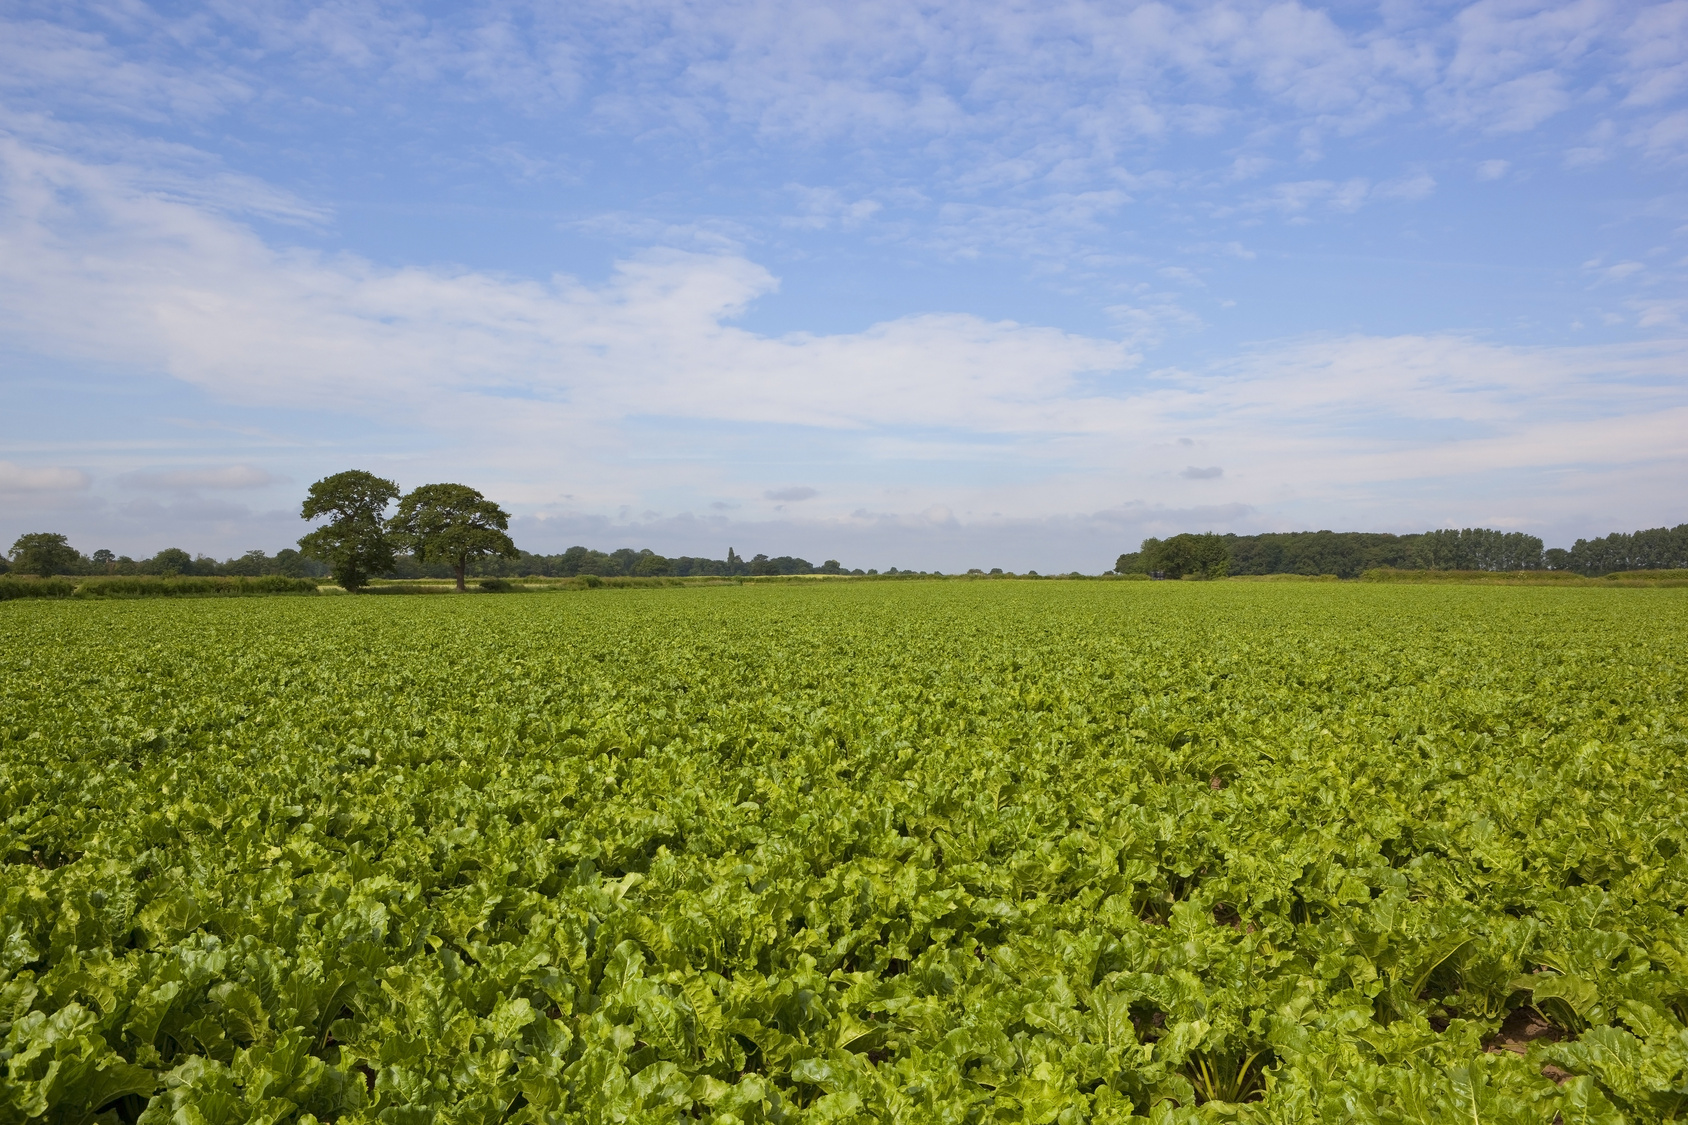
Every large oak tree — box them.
[9,532,80,577]
[298,470,400,591]
[388,483,517,592]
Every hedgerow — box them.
[0,576,319,600]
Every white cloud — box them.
[1637,109,1688,157]
[1435,0,1603,125]
[9,0,1688,293]
[1583,258,1646,283]
[783,184,881,229]
[0,460,90,493]
[1478,70,1573,133]
[1228,155,1274,180]
[0,16,250,123]
[1375,171,1437,201]
[1243,168,1433,214]
[8,0,1688,576]
[121,465,279,490]
[1636,298,1688,327]
[1621,1,1688,108]
[1254,177,1370,214]
[0,134,1134,445]
[3,102,1688,566]
[1104,291,1202,346]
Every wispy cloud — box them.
[10,1,1686,246]
[0,459,90,492]
[120,465,279,490]
[5,1,1688,565]
[2,133,1685,564]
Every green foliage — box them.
[8,532,81,578]
[144,548,196,577]
[1362,569,1688,587]
[387,483,517,592]
[73,576,321,598]
[1226,530,1418,577]
[1141,533,1230,579]
[1125,527,1585,580]
[1562,523,1688,576]
[2,583,1687,1123]
[0,577,77,600]
[1413,528,1545,572]
[299,470,401,592]
[0,577,317,601]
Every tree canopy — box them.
[1559,523,1688,574]
[1118,527,1560,579]
[298,470,400,591]
[388,483,517,592]
[9,532,80,577]
[1122,533,1230,579]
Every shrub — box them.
[73,576,320,598]
[0,577,77,600]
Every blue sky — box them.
[2,0,1686,571]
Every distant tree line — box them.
[0,536,879,584]
[448,546,862,579]
[2,534,328,580]
[2,470,867,587]
[18,470,1679,583]
[1115,523,1688,579]
[1548,524,1688,575]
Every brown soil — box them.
[1483,1007,1570,1084]
[1484,1007,1563,1055]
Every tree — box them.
[631,550,672,576]
[1146,533,1229,579]
[144,548,193,576]
[299,470,400,591]
[272,548,315,578]
[388,483,517,592]
[222,549,270,577]
[1413,528,1543,572]
[10,532,81,577]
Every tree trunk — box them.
[454,561,466,592]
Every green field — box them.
[4,583,1686,1124]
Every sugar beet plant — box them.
[2,582,1687,1124]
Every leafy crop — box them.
[3,583,1687,1123]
